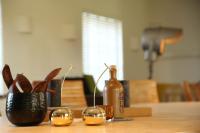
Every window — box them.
[82,12,123,91]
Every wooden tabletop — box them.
[0,102,200,133]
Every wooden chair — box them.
[157,83,184,102]
[182,81,200,101]
[0,94,7,117]
[61,80,87,107]
[33,79,87,107]
[129,80,159,104]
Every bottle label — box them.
[112,88,124,117]
[119,91,124,113]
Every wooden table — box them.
[0,102,200,133]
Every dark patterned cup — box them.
[6,91,47,126]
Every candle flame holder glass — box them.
[50,108,73,126]
[82,106,106,125]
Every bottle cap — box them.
[110,65,116,69]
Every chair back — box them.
[157,83,184,102]
[129,80,159,104]
[61,80,87,107]
[183,81,200,101]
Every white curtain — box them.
[82,12,123,91]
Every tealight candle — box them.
[82,106,106,125]
[50,108,73,126]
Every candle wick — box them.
[93,63,109,107]
[61,64,73,92]
[104,63,111,71]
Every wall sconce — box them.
[61,24,76,41]
[16,16,32,33]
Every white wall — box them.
[122,0,149,80]
[146,0,200,83]
[1,0,123,93]
[1,0,200,94]
[123,0,200,83]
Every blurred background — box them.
[0,0,200,110]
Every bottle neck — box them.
[110,69,117,79]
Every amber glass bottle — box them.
[105,65,124,118]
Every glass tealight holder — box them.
[82,106,106,125]
[50,108,73,126]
